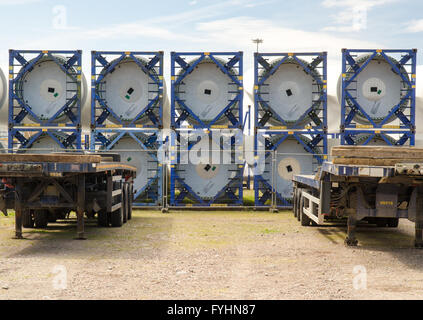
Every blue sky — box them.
[0,0,422,95]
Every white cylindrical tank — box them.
[97,57,168,127]
[0,66,6,112]
[257,57,324,127]
[337,54,410,125]
[175,58,238,126]
[176,134,238,200]
[15,55,87,124]
[101,132,160,202]
[261,135,322,201]
[18,132,75,154]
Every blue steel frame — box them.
[341,49,417,131]
[91,51,164,129]
[341,129,415,146]
[90,128,163,207]
[9,49,82,127]
[170,129,244,207]
[8,128,82,153]
[254,52,328,130]
[254,130,328,208]
[171,52,244,129]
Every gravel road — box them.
[0,210,422,300]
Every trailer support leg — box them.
[415,187,423,248]
[76,175,86,240]
[345,209,358,247]
[14,182,23,240]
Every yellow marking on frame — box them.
[9,66,13,70]
[159,76,163,80]
[136,125,144,128]
[412,74,416,78]
[239,87,244,90]
[204,52,210,56]
[171,76,175,81]
[211,125,228,129]
[323,155,328,160]
[323,80,327,83]
[288,53,294,56]
[77,66,81,71]
[211,204,228,208]
[375,130,381,134]
[323,85,327,89]
[42,50,49,54]
[9,74,13,79]
[288,131,294,135]
[42,129,48,132]
[357,125,374,129]
[342,74,346,78]
[376,49,382,53]
[125,51,131,55]
[238,76,243,81]
[77,75,81,80]
[254,86,259,90]
[91,75,96,80]
[270,126,287,130]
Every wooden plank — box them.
[0,154,102,164]
[332,146,423,159]
[333,158,423,166]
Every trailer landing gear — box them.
[345,210,358,247]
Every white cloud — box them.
[322,0,399,32]
[0,0,42,4]
[404,19,423,33]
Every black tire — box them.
[387,218,399,228]
[22,210,34,228]
[48,211,57,223]
[123,184,128,224]
[376,218,388,228]
[300,193,311,226]
[293,187,297,217]
[296,189,302,222]
[34,210,48,229]
[127,184,133,221]
[98,210,108,227]
[110,206,123,228]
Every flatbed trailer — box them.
[293,157,423,247]
[0,153,136,239]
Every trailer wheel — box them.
[376,218,388,228]
[48,210,57,223]
[296,189,302,222]
[127,184,133,221]
[98,210,108,227]
[300,193,311,227]
[293,187,297,217]
[34,210,48,229]
[122,184,128,224]
[22,210,34,228]
[387,218,399,228]
[111,207,123,228]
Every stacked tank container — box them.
[254,52,328,209]
[339,49,417,146]
[170,52,244,207]
[90,51,165,207]
[8,50,84,153]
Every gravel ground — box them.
[0,209,422,300]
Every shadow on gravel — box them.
[7,214,173,260]
[315,220,423,270]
